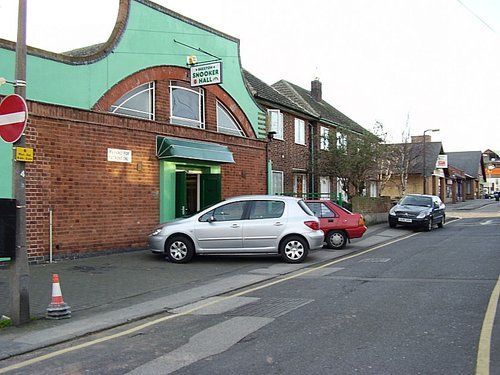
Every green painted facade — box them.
[0,0,262,198]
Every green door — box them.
[200,174,221,209]
[175,171,187,217]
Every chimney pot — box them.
[311,78,322,101]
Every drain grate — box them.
[227,297,313,318]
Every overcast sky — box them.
[1,0,499,152]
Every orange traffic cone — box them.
[46,273,71,319]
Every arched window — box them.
[108,82,155,120]
[170,81,204,128]
[216,101,245,136]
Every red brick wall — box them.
[23,70,266,261]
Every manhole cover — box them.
[228,298,313,318]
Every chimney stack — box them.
[311,78,322,101]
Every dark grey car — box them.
[388,194,445,231]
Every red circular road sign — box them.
[0,94,28,143]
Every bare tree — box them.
[379,113,418,197]
[320,122,387,199]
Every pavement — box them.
[0,198,495,360]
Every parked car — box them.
[388,194,445,231]
[304,200,367,249]
[149,195,324,263]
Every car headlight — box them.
[150,228,163,236]
[416,210,429,219]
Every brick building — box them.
[0,0,266,261]
[244,70,371,200]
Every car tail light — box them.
[304,220,320,230]
[358,216,365,226]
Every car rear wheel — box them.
[437,215,445,228]
[326,230,348,249]
[166,235,194,263]
[280,236,308,263]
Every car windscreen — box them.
[400,196,432,207]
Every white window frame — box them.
[272,170,284,195]
[268,109,283,140]
[320,126,329,150]
[319,176,331,199]
[337,131,347,150]
[294,118,305,145]
[216,101,245,136]
[170,81,205,129]
[337,179,349,202]
[109,82,155,120]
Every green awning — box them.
[156,136,234,163]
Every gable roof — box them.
[389,141,445,176]
[243,70,316,118]
[447,151,485,179]
[271,80,367,134]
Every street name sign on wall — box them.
[0,94,28,143]
[190,62,222,87]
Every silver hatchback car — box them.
[149,195,324,263]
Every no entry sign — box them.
[0,94,28,143]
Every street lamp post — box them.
[422,128,440,194]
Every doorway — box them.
[175,170,221,218]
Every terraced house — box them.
[244,71,371,201]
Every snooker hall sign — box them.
[190,62,222,87]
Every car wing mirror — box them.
[207,215,216,223]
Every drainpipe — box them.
[49,208,53,263]
[309,122,315,198]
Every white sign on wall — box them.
[190,62,222,87]
[107,148,132,163]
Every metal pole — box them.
[422,133,426,194]
[9,0,30,326]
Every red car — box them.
[304,200,367,249]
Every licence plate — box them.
[398,218,412,223]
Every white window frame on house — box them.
[216,101,245,137]
[320,126,329,150]
[294,118,305,145]
[268,109,283,140]
[108,82,155,120]
[369,181,378,197]
[337,179,349,202]
[170,81,205,129]
[319,176,331,199]
[272,170,284,195]
[337,131,347,150]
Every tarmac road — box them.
[0,198,496,360]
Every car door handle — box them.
[274,222,284,226]
[231,224,240,228]
[328,219,334,222]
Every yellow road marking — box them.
[476,275,500,375]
